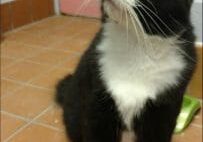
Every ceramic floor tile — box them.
[9,124,68,142]
[79,24,100,39]
[0,57,16,69]
[59,55,81,72]
[1,86,53,118]
[2,61,52,82]
[1,79,23,96]
[3,31,29,42]
[1,112,26,142]
[27,49,74,65]
[173,125,202,142]
[73,28,100,43]
[20,16,81,39]
[45,17,100,39]
[43,24,82,39]
[30,67,71,89]
[17,16,70,36]
[1,41,42,59]
[4,30,60,48]
[22,16,77,33]
[37,105,64,129]
[191,108,202,126]
[56,37,90,53]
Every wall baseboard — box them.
[0,0,54,33]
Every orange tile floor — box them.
[1,16,202,142]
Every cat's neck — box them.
[101,21,176,53]
[103,21,143,40]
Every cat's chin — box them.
[104,2,127,25]
[103,0,140,29]
[104,6,120,23]
[107,0,118,8]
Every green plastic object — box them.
[174,95,201,134]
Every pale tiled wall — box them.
[60,0,101,18]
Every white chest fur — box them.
[97,22,186,129]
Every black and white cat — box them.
[56,0,197,142]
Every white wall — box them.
[191,0,202,44]
[0,0,14,4]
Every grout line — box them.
[1,78,53,100]
[1,53,76,98]
[23,55,80,67]
[1,16,98,141]
[1,16,97,71]
[1,47,50,71]
[1,48,80,63]
[1,49,78,98]
[1,77,53,90]
[0,83,27,99]
[1,53,76,99]
[3,17,99,51]
[1,110,31,122]
[1,110,63,132]
[1,34,82,70]
[4,105,54,142]
[24,55,76,84]
[0,56,17,60]
[3,15,98,44]
[32,122,64,132]
[191,123,202,128]
[16,32,88,53]
[3,16,59,35]
[1,53,76,96]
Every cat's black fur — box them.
[56,0,196,142]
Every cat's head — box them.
[101,0,194,36]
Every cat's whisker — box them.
[137,1,196,63]
[169,15,185,29]
[142,2,193,45]
[125,7,142,38]
[138,2,192,43]
[129,11,156,68]
[128,9,158,65]
[177,48,197,63]
[124,7,130,49]
[127,9,152,65]
[136,7,152,34]
[135,7,154,51]
[145,0,158,13]
[139,2,175,34]
[137,2,168,38]
[126,6,148,50]
[126,5,145,35]
[118,2,124,24]
[127,9,141,46]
